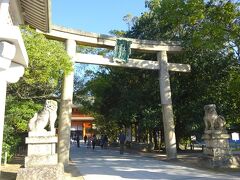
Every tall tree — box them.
[8,26,72,100]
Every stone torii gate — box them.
[45,25,191,164]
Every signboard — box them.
[232,132,239,141]
[113,39,132,63]
[191,135,196,141]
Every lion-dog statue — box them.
[203,104,226,131]
[28,100,57,133]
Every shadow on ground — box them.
[64,161,84,180]
[0,155,85,180]
[0,155,24,180]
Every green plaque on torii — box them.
[113,39,132,63]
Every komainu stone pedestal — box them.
[24,132,58,167]
[17,132,64,180]
[201,104,233,168]
[202,130,232,167]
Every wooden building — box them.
[71,105,95,139]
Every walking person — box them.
[87,136,91,148]
[100,135,104,149]
[76,134,80,148]
[119,130,126,154]
[92,134,97,150]
[104,135,108,149]
[84,135,87,144]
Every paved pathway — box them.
[70,143,239,180]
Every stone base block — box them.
[26,136,57,156]
[201,155,232,168]
[202,133,230,140]
[203,147,231,157]
[27,143,56,156]
[28,130,56,137]
[204,139,230,148]
[26,136,58,144]
[25,154,57,167]
[16,163,64,180]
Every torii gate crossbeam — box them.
[74,53,190,72]
[44,25,191,164]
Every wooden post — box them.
[4,151,7,165]
[0,80,7,168]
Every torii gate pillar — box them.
[58,39,76,165]
[158,51,177,159]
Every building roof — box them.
[71,117,94,121]
[19,0,51,32]
[71,106,95,121]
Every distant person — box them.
[70,137,74,144]
[84,135,87,144]
[100,135,104,149]
[104,135,108,148]
[87,136,91,148]
[76,134,80,148]
[119,131,126,154]
[92,134,97,150]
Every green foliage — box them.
[123,13,138,30]
[2,129,21,161]
[5,96,43,132]
[8,26,72,100]
[2,96,42,162]
[109,30,126,37]
[79,66,162,142]
[3,101,32,157]
[73,46,111,105]
[132,0,240,54]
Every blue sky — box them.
[52,0,147,35]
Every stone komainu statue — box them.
[29,100,58,132]
[203,104,226,131]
